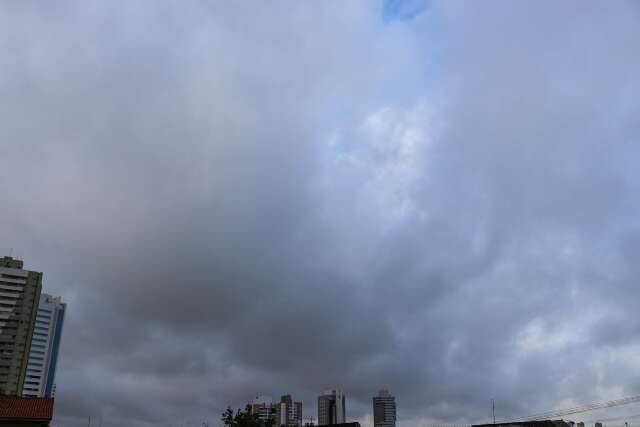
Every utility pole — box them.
[492,399,495,424]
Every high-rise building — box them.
[318,389,345,425]
[0,257,42,396]
[22,294,66,398]
[373,390,396,427]
[249,394,303,427]
[277,394,302,427]
[249,396,278,424]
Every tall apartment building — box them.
[249,394,303,427]
[318,389,345,425]
[277,394,302,427]
[249,396,278,424]
[0,257,42,396]
[22,294,66,397]
[373,390,396,427]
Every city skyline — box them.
[244,389,396,427]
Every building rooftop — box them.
[376,390,392,398]
[0,396,54,421]
[0,256,23,269]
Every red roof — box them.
[0,396,54,421]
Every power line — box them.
[505,395,640,423]
[583,413,640,423]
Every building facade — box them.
[249,396,278,424]
[22,294,66,398]
[0,257,42,396]
[277,394,302,427]
[373,390,396,427]
[249,394,303,427]
[318,389,345,425]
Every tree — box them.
[222,405,272,427]
[222,407,236,427]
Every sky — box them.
[1,1,640,426]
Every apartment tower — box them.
[22,294,66,397]
[373,390,396,427]
[249,396,278,424]
[277,394,302,427]
[318,389,345,425]
[0,257,42,395]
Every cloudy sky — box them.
[2,1,640,426]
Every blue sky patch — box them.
[383,0,429,22]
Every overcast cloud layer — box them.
[2,1,640,426]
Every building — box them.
[0,395,53,426]
[249,394,303,427]
[249,396,278,424]
[0,257,42,396]
[373,390,396,427]
[22,294,66,398]
[318,389,345,425]
[277,394,302,427]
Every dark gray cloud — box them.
[2,1,640,427]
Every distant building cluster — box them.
[250,395,303,427]
[247,388,396,427]
[0,256,67,426]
